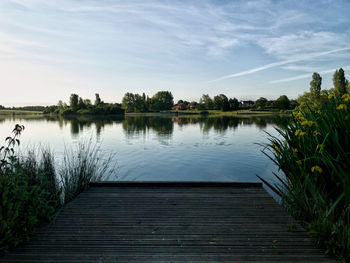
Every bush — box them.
[0,125,114,252]
[60,108,75,116]
[259,93,350,261]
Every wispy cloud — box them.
[270,66,350,84]
[0,0,349,104]
[209,47,350,82]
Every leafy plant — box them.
[259,94,350,261]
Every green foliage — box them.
[255,97,268,107]
[213,94,230,111]
[122,91,173,112]
[274,95,290,110]
[150,91,174,111]
[69,94,79,111]
[94,93,102,106]
[59,141,113,204]
[0,126,60,251]
[229,97,239,110]
[260,93,350,261]
[310,72,322,101]
[44,94,124,115]
[333,68,348,96]
[0,125,112,252]
[199,94,214,110]
[60,108,75,116]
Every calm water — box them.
[0,114,287,184]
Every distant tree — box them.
[274,95,290,110]
[290,100,299,109]
[83,99,92,107]
[255,97,268,107]
[133,93,145,112]
[213,94,230,111]
[333,68,348,96]
[310,72,322,100]
[228,98,239,110]
[0,105,5,109]
[199,94,214,110]
[177,100,184,104]
[122,92,135,112]
[78,97,86,109]
[57,100,64,109]
[151,91,174,111]
[69,94,79,111]
[95,93,102,106]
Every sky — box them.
[0,0,349,106]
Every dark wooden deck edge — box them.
[89,181,263,187]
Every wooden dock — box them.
[2,182,333,262]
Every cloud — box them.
[209,47,350,82]
[258,31,349,59]
[270,66,350,84]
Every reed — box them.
[259,94,350,261]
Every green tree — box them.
[213,94,230,111]
[255,97,268,107]
[151,91,174,111]
[83,99,92,107]
[57,100,64,109]
[310,72,322,100]
[274,95,290,110]
[228,98,239,110]
[333,68,348,96]
[122,92,135,113]
[95,93,102,106]
[69,94,79,111]
[133,93,145,112]
[199,94,214,110]
[78,97,86,109]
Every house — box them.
[188,102,199,110]
[240,100,254,107]
[172,103,187,110]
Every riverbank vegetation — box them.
[43,93,124,116]
[260,68,350,261]
[0,125,112,253]
[0,109,43,116]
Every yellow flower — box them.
[316,110,321,114]
[296,160,302,165]
[292,148,298,153]
[342,94,350,102]
[311,166,323,173]
[301,120,316,127]
[298,116,306,122]
[337,104,348,110]
[328,94,336,100]
[295,129,306,136]
[313,130,321,136]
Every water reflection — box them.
[122,116,174,139]
[0,114,289,139]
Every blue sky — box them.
[1,0,349,106]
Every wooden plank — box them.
[1,182,334,262]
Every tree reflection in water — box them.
[0,114,289,139]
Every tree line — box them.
[122,91,174,113]
[43,93,124,115]
[297,67,349,110]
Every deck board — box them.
[2,182,334,262]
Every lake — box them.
[0,114,287,185]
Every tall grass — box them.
[259,94,350,262]
[59,141,113,204]
[0,127,114,252]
